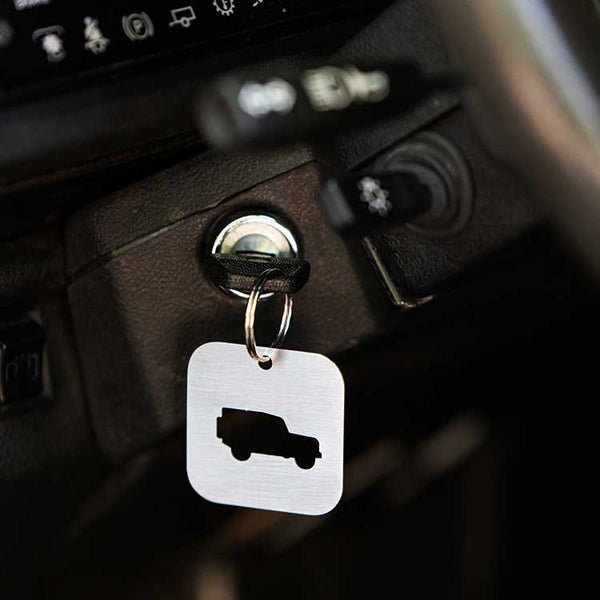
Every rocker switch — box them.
[0,318,45,406]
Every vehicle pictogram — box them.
[217,408,322,469]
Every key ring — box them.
[245,269,293,364]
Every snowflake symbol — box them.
[357,177,392,217]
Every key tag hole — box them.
[259,358,273,371]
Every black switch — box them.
[0,318,45,406]
[320,166,448,236]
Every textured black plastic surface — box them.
[0,316,44,406]
[0,232,102,576]
[65,146,314,277]
[67,163,391,462]
[66,109,545,463]
[367,111,546,298]
[321,0,459,170]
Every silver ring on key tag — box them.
[244,268,293,365]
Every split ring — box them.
[244,269,293,364]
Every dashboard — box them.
[0,0,396,187]
[0,0,388,101]
[2,2,595,596]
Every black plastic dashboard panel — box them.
[65,109,546,462]
[0,0,390,99]
[0,1,397,190]
[0,0,452,194]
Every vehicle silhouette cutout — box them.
[216,408,322,469]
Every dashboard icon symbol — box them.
[170,7,197,29]
[84,17,110,55]
[214,0,235,17]
[32,25,67,63]
[122,12,154,41]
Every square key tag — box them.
[187,342,345,516]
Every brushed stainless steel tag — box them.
[187,342,345,516]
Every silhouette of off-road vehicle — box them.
[217,408,322,469]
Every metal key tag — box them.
[187,270,345,516]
